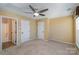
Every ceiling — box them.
[0,3,79,19]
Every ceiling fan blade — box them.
[24,12,33,14]
[39,14,45,16]
[38,9,48,13]
[29,5,35,12]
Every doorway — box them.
[38,21,45,40]
[2,17,17,49]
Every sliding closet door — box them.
[21,20,30,43]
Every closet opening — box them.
[2,17,17,49]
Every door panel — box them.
[38,22,45,39]
[12,20,17,44]
[76,17,79,48]
[21,20,30,43]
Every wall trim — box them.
[49,38,75,45]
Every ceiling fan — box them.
[24,5,48,17]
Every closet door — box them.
[38,21,45,40]
[21,20,30,43]
[76,17,79,48]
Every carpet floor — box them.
[0,39,78,55]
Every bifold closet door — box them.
[38,22,45,40]
[21,20,30,43]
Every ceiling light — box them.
[33,13,39,16]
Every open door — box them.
[38,21,45,40]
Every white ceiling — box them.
[0,3,79,19]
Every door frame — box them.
[0,16,2,50]
[0,16,19,50]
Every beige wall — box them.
[30,20,37,40]
[35,16,75,44]
[0,10,32,20]
[49,16,74,44]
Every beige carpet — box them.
[0,39,78,55]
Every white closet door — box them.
[38,22,45,40]
[76,17,79,48]
[21,20,30,43]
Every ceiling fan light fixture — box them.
[33,13,39,16]
[25,5,48,17]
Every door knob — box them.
[22,32,23,34]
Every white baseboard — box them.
[49,39,74,45]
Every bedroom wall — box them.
[49,16,74,44]
[30,20,37,40]
[0,10,75,45]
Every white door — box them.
[21,20,30,43]
[38,22,45,39]
[76,17,79,48]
